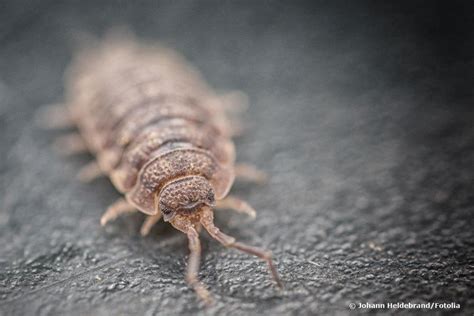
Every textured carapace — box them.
[67,36,235,209]
[61,32,281,304]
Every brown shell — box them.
[67,37,235,215]
[126,148,234,214]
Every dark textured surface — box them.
[1,1,473,315]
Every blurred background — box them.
[0,1,473,315]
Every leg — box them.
[54,133,88,156]
[77,161,104,183]
[234,163,267,184]
[140,213,162,236]
[100,198,137,226]
[215,195,256,219]
[207,93,246,137]
[228,122,244,137]
[200,207,283,288]
[220,90,249,114]
[213,115,244,138]
[35,103,75,129]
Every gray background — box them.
[0,1,473,315]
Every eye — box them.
[207,190,214,201]
[203,191,215,207]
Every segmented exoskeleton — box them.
[46,33,282,304]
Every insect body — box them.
[49,34,282,304]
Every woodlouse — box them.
[43,33,282,304]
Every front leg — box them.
[234,163,267,184]
[100,198,137,226]
[215,195,256,219]
[140,213,162,236]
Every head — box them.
[156,175,215,222]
